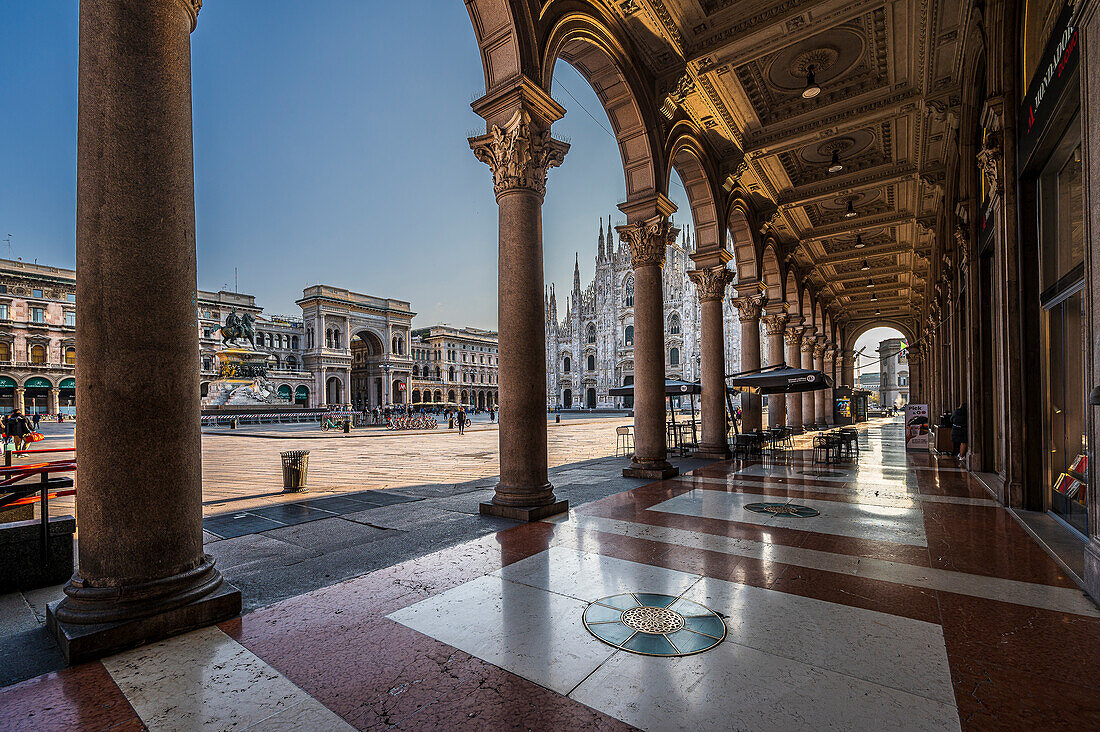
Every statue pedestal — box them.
[205,348,289,407]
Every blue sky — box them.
[1,1,688,330]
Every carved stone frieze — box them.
[617,216,671,268]
[688,266,735,302]
[976,131,1003,194]
[732,294,765,322]
[469,109,570,199]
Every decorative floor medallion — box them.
[744,502,820,517]
[583,593,725,656]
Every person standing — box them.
[489,406,495,423]
[950,403,968,460]
[32,412,41,431]
[457,407,467,435]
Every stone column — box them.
[800,335,816,429]
[689,265,734,459]
[785,326,803,430]
[470,85,571,518]
[48,388,60,416]
[48,0,240,664]
[733,293,765,431]
[841,350,855,389]
[823,346,836,425]
[908,346,922,406]
[14,387,25,414]
[813,340,827,426]
[762,309,788,428]
[618,213,678,479]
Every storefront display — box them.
[904,404,930,451]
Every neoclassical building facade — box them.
[545,218,741,409]
[409,325,499,409]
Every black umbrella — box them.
[725,364,833,395]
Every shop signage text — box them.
[1018,4,1080,166]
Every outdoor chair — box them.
[616,425,634,457]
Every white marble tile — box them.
[681,577,955,704]
[103,626,310,731]
[244,697,355,731]
[387,573,618,695]
[571,514,1100,618]
[683,475,997,507]
[570,637,961,732]
[651,489,929,547]
[492,546,700,602]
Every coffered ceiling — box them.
[606,0,966,327]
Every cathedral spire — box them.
[598,217,605,262]
[573,252,581,294]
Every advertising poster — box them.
[904,404,930,451]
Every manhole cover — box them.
[744,502,820,517]
[583,593,725,656]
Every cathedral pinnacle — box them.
[573,253,581,293]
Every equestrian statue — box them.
[217,310,257,349]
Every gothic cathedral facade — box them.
[545,217,742,409]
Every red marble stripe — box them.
[921,503,1078,587]
[0,661,144,732]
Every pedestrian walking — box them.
[489,407,495,423]
[457,407,467,435]
[5,410,32,451]
[950,403,968,459]
[32,412,41,430]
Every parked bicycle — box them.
[387,414,438,431]
[319,417,345,432]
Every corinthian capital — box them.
[813,341,827,358]
[761,312,789,336]
[688,266,734,302]
[469,109,570,199]
[617,216,670,269]
[732,295,765,323]
[784,327,802,346]
[178,0,202,30]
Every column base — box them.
[1083,538,1100,605]
[694,444,731,460]
[480,499,568,522]
[47,580,241,665]
[623,459,679,480]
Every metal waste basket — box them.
[280,450,310,492]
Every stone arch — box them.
[464,0,540,94]
[666,125,725,256]
[542,12,663,201]
[842,318,917,355]
[784,269,803,319]
[761,241,783,304]
[726,194,758,282]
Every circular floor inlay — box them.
[621,605,685,634]
[583,593,725,657]
[744,502,820,518]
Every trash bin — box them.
[280,450,310,492]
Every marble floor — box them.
[3,422,1099,730]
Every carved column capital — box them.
[813,341,827,358]
[688,266,734,302]
[784,327,803,346]
[177,0,202,30]
[617,216,670,268]
[800,336,816,354]
[761,312,789,336]
[732,294,765,323]
[469,109,570,199]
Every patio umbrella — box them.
[725,363,832,395]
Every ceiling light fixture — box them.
[845,199,857,218]
[802,65,821,99]
[828,149,843,173]
[860,259,871,271]
[875,308,881,316]
[871,292,878,301]
[865,278,874,288]
[854,234,865,248]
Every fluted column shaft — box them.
[735,295,764,431]
[785,328,803,429]
[619,217,677,478]
[470,98,570,515]
[48,0,240,663]
[690,266,734,458]
[763,311,788,428]
[800,338,815,429]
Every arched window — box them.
[285,356,296,369]
[669,313,681,335]
[333,329,341,349]
[624,325,634,346]
[563,356,571,373]
[623,275,634,307]
[292,335,299,350]
[325,329,332,348]
[435,366,442,380]
[587,354,596,371]
[449,366,456,381]
[30,345,46,364]
[586,323,596,344]
[64,347,76,366]
[392,336,398,353]
[669,347,680,366]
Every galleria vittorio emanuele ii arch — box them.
[14,1,1100,727]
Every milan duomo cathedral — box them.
[545,215,743,409]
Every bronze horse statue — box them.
[218,311,256,349]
